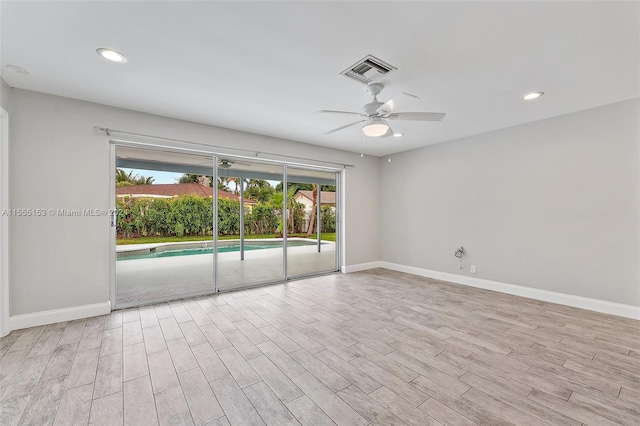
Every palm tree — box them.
[116,169,140,187]
[178,174,199,184]
[116,169,156,186]
[245,179,274,202]
[217,177,231,192]
[306,184,318,236]
[246,179,269,192]
[226,177,240,194]
[179,174,215,186]
[272,186,298,236]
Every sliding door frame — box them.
[109,139,344,309]
[284,165,341,280]
[0,108,10,337]
[109,143,117,310]
[283,164,288,280]
[213,155,219,293]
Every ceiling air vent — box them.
[340,55,397,84]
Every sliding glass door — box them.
[111,144,341,308]
[114,145,215,307]
[285,167,339,278]
[216,160,285,291]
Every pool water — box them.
[118,240,321,261]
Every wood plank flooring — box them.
[1,269,639,425]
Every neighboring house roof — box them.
[116,183,257,204]
[294,190,336,205]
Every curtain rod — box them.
[93,126,355,168]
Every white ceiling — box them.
[1,1,638,156]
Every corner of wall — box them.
[0,77,12,113]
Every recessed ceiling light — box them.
[522,91,544,100]
[393,133,404,138]
[97,48,127,63]
[6,64,30,74]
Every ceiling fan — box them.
[321,83,446,137]
[218,158,252,169]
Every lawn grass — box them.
[116,233,336,245]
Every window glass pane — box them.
[216,159,284,290]
[115,145,214,306]
[286,167,338,277]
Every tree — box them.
[275,182,336,192]
[306,184,318,236]
[116,169,138,186]
[227,177,241,195]
[245,179,275,203]
[271,185,300,236]
[178,174,213,186]
[321,206,336,232]
[275,182,311,192]
[116,169,155,186]
[178,174,199,184]
[217,179,230,192]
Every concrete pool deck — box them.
[116,237,320,251]
[115,239,337,306]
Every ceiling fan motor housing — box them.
[362,101,384,116]
[363,83,385,116]
[367,83,384,97]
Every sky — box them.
[120,168,280,187]
[120,168,182,184]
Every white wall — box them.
[9,89,379,316]
[379,98,640,307]
[0,78,11,111]
[8,85,639,320]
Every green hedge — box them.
[116,195,319,238]
[321,205,336,233]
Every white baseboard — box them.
[345,261,640,320]
[7,260,639,332]
[342,261,383,273]
[9,301,112,332]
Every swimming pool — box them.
[117,239,322,261]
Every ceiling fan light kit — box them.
[362,117,390,137]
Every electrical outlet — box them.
[470,265,477,274]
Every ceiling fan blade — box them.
[324,120,365,135]
[376,92,419,115]
[319,110,363,116]
[387,112,446,121]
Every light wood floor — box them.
[1,269,639,426]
